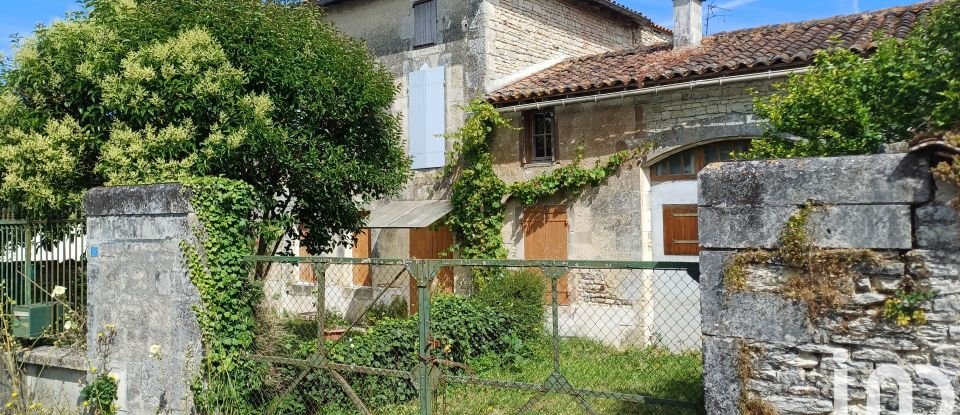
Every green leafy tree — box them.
[742,0,960,159]
[0,0,409,253]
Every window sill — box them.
[523,161,557,169]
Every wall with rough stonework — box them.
[699,153,960,414]
[491,79,775,262]
[485,0,670,85]
[85,184,203,415]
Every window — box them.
[413,0,437,48]
[663,205,699,256]
[522,110,557,164]
[652,140,751,181]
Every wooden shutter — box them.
[353,229,372,287]
[299,227,315,282]
[408,226,454,314]
[298,244,315,283]
[522,206,570,305]
[408,66,446,169]
[413,0,437,47]
[663,205,699,256]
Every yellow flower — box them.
[896,315,911,327]
[913,310,928,325]
[90,367,98,373]
[105,324,116,331]
[443,344,452,354]
[11,391,18,398]
[149,344,162,359]
[83,401,90,407]
[109,372,120,382]
[5,402,12,408]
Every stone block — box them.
[699,205,913,249]
[852,348,899,363]
[700,251,812,342]
[84,183,192,217]
[915,201,960,250]
[703,337,741,415]
[698,153,932,207]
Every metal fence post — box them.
[314,262,329,353]
[23,221,33,305]
[411,260,439,415]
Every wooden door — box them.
[298,244,315,283]
[353,229,372,286]
[299,226,315,282]
[663,205,699,256]
[408,226,454,314]
[522,206,569,305]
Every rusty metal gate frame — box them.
[248,256,703,415]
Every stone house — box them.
[478,1,933,348]
[288,0,935,349]
[299,0,671,324]
[314,0,671,260]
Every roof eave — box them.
[488,61,814,108]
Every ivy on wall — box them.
[179,177,264,412]
[445,100,639,264]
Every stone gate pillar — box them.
[84,184,203,414]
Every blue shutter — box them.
[408,66,446,170]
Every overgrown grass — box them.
[375,337,703,415]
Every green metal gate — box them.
[248,257,704,415]
[0,214,87,338]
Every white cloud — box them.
[716,0,760,9]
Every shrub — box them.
[474,269,546,340]
[741,0,960,159]
[0,0,409,253]
[80,374,118,415]
[360,296,408,326]
[269,295,516,409]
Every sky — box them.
[0,0,927,58]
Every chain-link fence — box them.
[248,257,703,415]
[0,217,86,340]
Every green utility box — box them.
[12,303,61,339]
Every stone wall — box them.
[485,0,669,83]
[0,347,85,411]
[699,153,960,414]
[84,184,203,415]
[491,80,776,262]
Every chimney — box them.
[673,0,703,48]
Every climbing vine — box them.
[509,145,634,206]
[445,100,641,264]
[179,177,263,412]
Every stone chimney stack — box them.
[673,0,703,48]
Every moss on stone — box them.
[736,340,778,415]
[722,202,882,319]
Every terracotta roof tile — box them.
[489,1,937,105]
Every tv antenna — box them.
[705,1,731,35]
